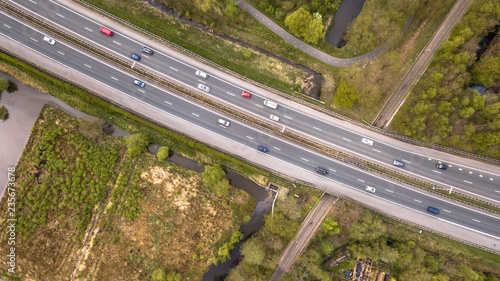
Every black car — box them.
[141,46,153,55]
[436,162,448,170]
[316,167,328,175]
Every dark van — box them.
[99,27,113,36]
[316,167,328,175]
[428,207,440,215]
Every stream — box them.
[147,145,274,280]
[327,0,366,47]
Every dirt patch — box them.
[77,154,252,280]
[399,20,427,61]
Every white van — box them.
[263,99,278,109]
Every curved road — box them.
[236,0,388,67]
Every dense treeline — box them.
[393,0,500,158]
[285,211,500,281]
[229,195,500,281]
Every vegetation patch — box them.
[79,152,254,280]
[0,106,255,280]
[0,106,125,280]
[392,0,500,158]
[284,198,500,280]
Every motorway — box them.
[1,9,500,243]
[6,0,500,205]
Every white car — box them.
[365,185,376,193]
[270,114,280,122]
[362,138,374,146]
[43,36,56,45]
[197,84,210,92]
[218,118,230,127]
[195,70,208,79]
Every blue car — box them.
[133,79,145,88]
[258,145,269,153]
[130,53,141,61]
[428,207,439,215]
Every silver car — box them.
[365,185,376,193]
[196,70,208,79]
[197,84,210,92]
[43,36,56,45]
[270,114,280,122]
[218,118,230,127]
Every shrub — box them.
[0,106,8,120]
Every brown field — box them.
[0,106,254,280]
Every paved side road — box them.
[270,193,337,281]
[0,72,93,199]
[236,0,388,67]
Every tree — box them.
[334,79,359,108]
[0,77,9,93]
[322,217,341,236]
[349,212,385,242]
[124,133,149,157]
[78,117,105,142]
[166,271,182,281]
[318,239,334,256]
[151,268,166,281]
[285,7,324,44]
[157,146,170,161]
[241,237,265,265]
[224,0,239,20]
[202,164,230,196]
[472,55,500,88]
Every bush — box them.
[125,133,150,157]
[7,80,18,93]
[0,77,9,92]
[0,106,8,120]
[157,146,170,161]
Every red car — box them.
[99,27,113,36]
[241,91,251,98]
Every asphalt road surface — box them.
[1,10,500,245]
[6,0,500,206]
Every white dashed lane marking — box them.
[414,199,422,203]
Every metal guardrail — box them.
[4,0,499,256]
[371,208,500,256]
[5,0,497,214]
[75,0,500,165]
[2,46,497,259]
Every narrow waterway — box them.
[147,146,274,280]
[327,0,366,47]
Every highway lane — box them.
[8,0,500,203]
[1,11,500,241]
